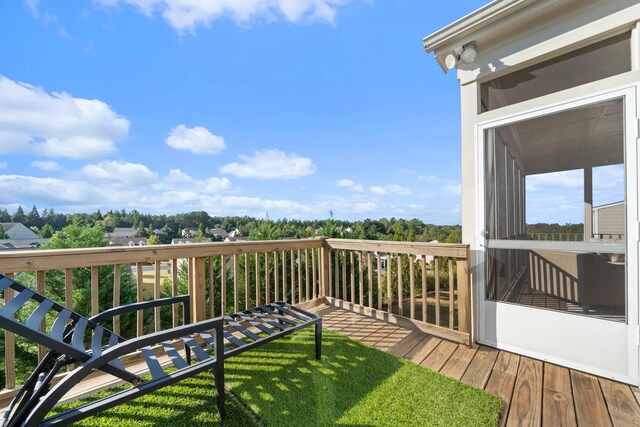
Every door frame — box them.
[473,85,639,384]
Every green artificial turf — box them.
[52,328,502,426]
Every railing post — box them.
[456,255,472,342]
[190,257,207,323]
[320,239,330,298]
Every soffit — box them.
[497,98,623,175]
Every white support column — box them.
[584,167,593,241]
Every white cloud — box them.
[82,161,158,185]
[0,161,7,169]
[526,170,582,191]
[31,160,62,171]
[220,149,316,179]
[369,186,386,195]
[0,76,129,159]
[97,0,349,33]
[369,184,411,196]
[165,124,225,155]
[336,178,363,192]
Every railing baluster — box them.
[409,255,415,320]
[421,255,427,323]
[290,250,295,304]
[304,249,313,301]
[90,266,99,316]
[358,251,364,306]
[221,255,227,315]
[312,248,317,299]
[341,250,347,301]
[435,257,441,327]
[327,248,333,298]
[282,250,287,302]
[350,251,355,304]
[234,254,239,312]
[113,264,121,335]
[245,253,250,309]
[386,255,392,313]
[457,258,471,334]
[36,270,46,361]
[154,261,161,332]
[448,257,454,329]
[136,261,144,336]
[297,249,302,304]
[274,251,280,301]
[208,256,214,319]
[65,268,74,372]
[4,272,15,388]
[377,254,382,310]
[334,250,339,299]
[367,252,373,308]
[397,255,403,317]
[256,252,261,306]
[172,259,179,326]
[265,252,271,304]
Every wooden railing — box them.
[323,239,471,344]
[0,238,471,390]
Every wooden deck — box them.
[312,304,640,427]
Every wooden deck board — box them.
[460,345,499,389]
[506,357,543,427]
[483,351,520,426]
[420,340,458,372]
[543,364,576,427]
[572,371,613,427]
[440,344,478,380]
[600,377,640,426]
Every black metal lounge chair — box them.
[0,274,321,426]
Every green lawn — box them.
[54,329,502,426]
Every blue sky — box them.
[0,0,490,224]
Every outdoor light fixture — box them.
[445,41,477,69]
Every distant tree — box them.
[39,223,55,238]
[134,221,146,237]
[0,208,11,222]
[249,220,281,241]
[12,206,26,224]
[147,234,161,245]
[0,224,7,239]
[27,205,41,228]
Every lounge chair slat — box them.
[0,277,14,292]
[26,299,55,331]
[71,318,89,351]
[258,305,297,326]
[50,309,73,341]
[141,346,166,380]
[271,303,307,321]
[182,336,210,361]
[235,313,275,335]
[248,308,287,330]
[91,327,105,357]
[222,329,247,348]
[198,330,216,349]
[163,341,188,369]
[0,288,35,318]
[224,316,261,341]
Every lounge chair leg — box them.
[315,322,322,360]
[215,329,225,420]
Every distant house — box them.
[209,228,228,240]
[0,223,38,239]
[224,236,248,243]
[181,228,198,238]
[172,238,199,244]
[593,201,624,240]
[109,228,137,238]
[0,223,48,250]
[228,228,241,238]
[108,237,147,247]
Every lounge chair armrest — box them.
[89,295,191,324]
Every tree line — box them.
[0,205,464,243]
